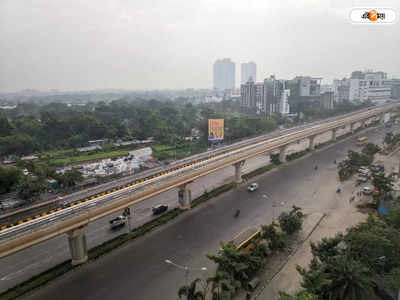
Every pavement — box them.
[0,122,395,299]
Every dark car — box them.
[371,165,385,173]
[152,204,168,215]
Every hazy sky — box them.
[0,0,399,92]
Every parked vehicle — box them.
[247,183,259,192]
[109,216,127,229]
[371,165,384,173]
[358,176,368,183]
[362,187,373,195]
[152,204,168,215]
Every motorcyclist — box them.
[234,209,240,218]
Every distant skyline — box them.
[0,0,399,92]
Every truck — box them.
[109,216,127,229]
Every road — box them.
[0,121,391,297]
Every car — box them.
[109,216,127,229]
[362,187,373,195]
[152,204,168,215]
[358,176,368,183]
[247,183,259,192]
[371,165,385,173]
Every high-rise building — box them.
[213,58,235,91]
[263,76,285,114]
[279,89,290,115]
[241,62,256,84]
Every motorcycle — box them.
[234,209,240,218]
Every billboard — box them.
[208,119,224,142]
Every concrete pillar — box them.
[332,128,337,141]
[178,183,192,210]
[309,135,316,151]
[361,120,366,128]
[350,123,355,134]
[234,161,245,184]
[279,145,289,163]
[380,114,385,124]
[67,225,88,266]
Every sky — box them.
[0,0,399,92]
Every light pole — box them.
[165,259,207,299]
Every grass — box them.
[46,149,130,166]
[242,164,277,181]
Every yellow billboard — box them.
[208,119,224,141]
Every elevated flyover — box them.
[0,103,398,263]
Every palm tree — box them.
[178,278,204,300]
[325,255,375,300]
[207,271,234,300]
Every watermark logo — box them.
[349,8,398,24]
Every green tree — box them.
[0,167,22,193]
[362,143,381,156]
[279,206,303,235]
[261,223,288,251]
[178,278,205,300]
[298,255,375,300]
[17,175,46,202]
[372,173,394,196]
[207,271,234,300]
[279,291,320,300]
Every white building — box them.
[279,89,290,115]
[241,62,257,84]
[213,58,235,91]
[333,71,391,103]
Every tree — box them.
[207,271,235,300]
[56,168,83,189]
[279,291,320,300]
[178,278,204,300]
[388,204,400,229]
[362,143,381,156]
[372,173,394,196]
[261,223,288,251]
[270,153,281,165]
[279,206,304,235]
[298,255,375,300]
[0,167,22,194]
[310,234,344,263]
[17,175,46,202]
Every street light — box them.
[165,259,207,299]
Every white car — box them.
[362,187,373,195]
[247,183,259,192]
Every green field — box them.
[46,149,129,166]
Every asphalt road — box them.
[0,121,392,298]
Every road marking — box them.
[1,262,40,281]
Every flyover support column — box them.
[67,225,88,266]
[234,161,245,184]
[350,123,355,134]
[178,183,192,210]
[332,128,337,142]
[380,113,385,124]
[309,135,317,151]
[279,145,289,163]
[361,120,366,128]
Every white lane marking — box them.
[1,262,40,281]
